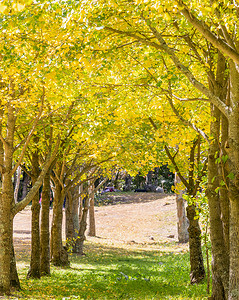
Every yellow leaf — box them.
[164,12,171,21]
[13,2,25,12]
[0,4,7,13]
[158,6,164,14]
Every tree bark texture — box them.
[79,183,84,223]
[65,185,79,240]
[220,112,230,254]
[174,173,189,243]
[207,106,229,299]
[40,171,51,276]
[10,189,20,290]
[228,185,239,300]
[19,172,30,201]
[28,149,41,279]
[0,185,12,294]
[10,208,20,290]
[0,106,15,294]
[51,183,69,267]
[10,240,20,290]
[75,193,90,255]
[186,204,205,284]
[88,192,96,237]
[28,198,41,279]
[14,166,21,203]
[227,62,239,300]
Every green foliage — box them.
[215,155,228,165]
[227,172,235,180]
[16,241,207,299]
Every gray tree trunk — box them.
[51,182,69,267]
[174,173,189,243]
[28,147,41,279]
[14,166,21,203]
[88,194,96,237]
[40,171,51,276]
[65,184,80,252]
[75,182,92,255]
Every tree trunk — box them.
[14,166,21,203]
[0,107,16,294]
[227,82,239,299]
[164,139,205,284]
[88,192,96,237]
[9,191,19,290]
[19,172,30,201]
[65,185,80,252]
[75,193,90,255]
[28,149,41,279]
[72,188,80,236]
[9,218,20,290]
[174,173,189,243]
[207,106,229,299]
[124,174,132,191]
[40,171,51,276]
[146,170,153,185]
[65,192,74,241]
[228,185,239,300]
[220,112,230,254]
[79,183,84,222]
[0,185,11,294]
[27,190,41,279]
[186,204,205,284]
[88,176,108,237]
[51,183,69,267]
[112,170,120,189]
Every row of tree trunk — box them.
[29,177,103,278]
[0,144,101,294]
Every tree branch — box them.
[145,21,231,118]
[188,138,198,188]
[176,0,239,64]
[0,134,7,149]
[105,23,231,118]
[166,95,209,142]
[104,26,164,52]
[171,94,209,102]
[12,88,45,175]
[164,145,190,190]
[11,136,60,216]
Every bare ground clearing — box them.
[13,192,188,260]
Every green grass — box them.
[14,241,208,300]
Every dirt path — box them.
[13,192,187,257]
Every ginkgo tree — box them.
[71,25,212,282]
[0,0,86,293]
[73,1,238,299]
[1,1,239,299]
[0,0,134,290]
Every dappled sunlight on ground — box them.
[12,193,207,300]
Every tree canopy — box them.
[1,1,239,299]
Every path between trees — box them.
[13,192,188,260]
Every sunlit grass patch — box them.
[15,241,208,299]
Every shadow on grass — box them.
[16,241,208,300]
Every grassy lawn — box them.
[14,241,208,300]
